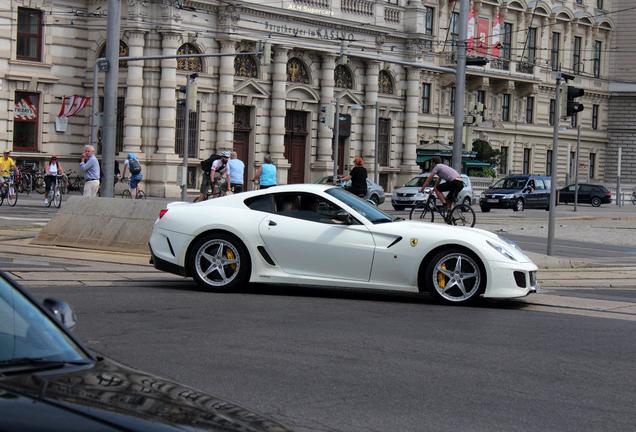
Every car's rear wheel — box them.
[591,196,601,207]
[188,232,250,292]
[480,205,490,213]
[462,197,472,206]
[424,248,485,305]
[513,199,524,212]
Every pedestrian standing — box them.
[121,153,143,199]
[228,151,245,193]
[340,156,367,198]
[253,154,277,189]
[79,145,100,197]
[43,153,64,205]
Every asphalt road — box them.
[26,281,636,432]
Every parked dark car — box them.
[558,183,612,207]
[479,175,551,212]
[0,272,292,432]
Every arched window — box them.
[98,40,129,68]
[334,64,353,89]
[234,53,258,78]
[287,57,310,84]
[176,43,203,72]
[378,70,394,95]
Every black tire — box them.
[480,205,491,213]
[6,185,18,207]
[122,189,132,199]
[392,205,405,211]
[188,232,251,292]
[60,177,69,195]
[370,194,380,205]
[450,204,476,227]
[422,247,485,305]
[53,189,62,208]
[591,196,601,207]
[513,199,524,212]
[409,204,435,223]
[462,197,472,207]
[137,190,146,200]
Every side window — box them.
[544,178,551,189]
[526,179,536,190]
[244,195,274,213]
[274,193,351,225]
[535,179,546,190]
[580,185,592,193]
[566,185,575,192]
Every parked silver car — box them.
[314,176,385,205]
[391,173,474,210]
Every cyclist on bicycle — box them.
[195,151,231,202]
[121,153,143,198]
[43,153,64,205]
[420,157,463,212]
[0,150,18,191]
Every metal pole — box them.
[101,0,121,198]
[180,77,190,202]
[333,98,340,182]
[452,0,469,171]
[617,146,622,207]
[90,60,102,148]
[374,102,379,184]
[547,75,562,256]
[574,124,580,212]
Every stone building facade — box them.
[0,0,616,196]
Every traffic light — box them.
[560,85,584,119]
[319,104,335,128]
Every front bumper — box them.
[483,260,540,299]
[479,197,517,209]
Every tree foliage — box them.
[472,139,500,165]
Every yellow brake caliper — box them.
[225,248,237,271]
[437,263,447,290]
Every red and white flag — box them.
[491,12,502,58]
[467,3,476,55]
[58,95,91,118]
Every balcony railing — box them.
[384,7,401,24]
[292,0,330,8]
[342,0,374,16]
[516,61,535,74]
[490,58,510,71]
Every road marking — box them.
[0,216,50,222]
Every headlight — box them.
[416,192,425,197]
[487,240,517,261]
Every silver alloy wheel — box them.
[194,239,241,287]
[515,199,524,211]
[432,253,481,302]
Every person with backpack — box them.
[43,153,64,205]
[121,152,143,199]
[195,151,231,202]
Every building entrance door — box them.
[233,106,252,186]
[284,110,307,184]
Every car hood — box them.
[0,357,291,432]
[376,220,499,241]
[483,188,521,195]
[393,186,423,194]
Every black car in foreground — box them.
[0,272,292,432]
[479,175,551,212]
[558,183,612,207]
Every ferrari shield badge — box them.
[410,238,418,247]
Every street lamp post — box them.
[374,102,379,185]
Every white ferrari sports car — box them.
[149,184,539,305]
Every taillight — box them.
[159,209,168,219]
[605,191,611,197]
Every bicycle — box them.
[0,171,18,207]
[409,187,476,227]
[631,191,636,206]
[45,174,63,208]
[120,177,146,199]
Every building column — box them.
[156,32,179,154]
[269,46,289,182]
[123,31,145,155]
[215,39,235,152]
[363,61,380,176]
[401,67,420,175]
[315,53,336,172]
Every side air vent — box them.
[166,237,175,257]
[257,246,276,266]
[387,236,403,248]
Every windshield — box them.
[492,178,528,189]
[404,177,427,187]
[326,188,393,224]
[0,276,88,364]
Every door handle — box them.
[268,220,277,226]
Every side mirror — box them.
[333,210,353,225]
[43,298,77,330]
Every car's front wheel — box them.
[480,205,490,213]
[188,232,250,292]
[513,199,524,212]
[423,248,485,305]
[591,196,602,207]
